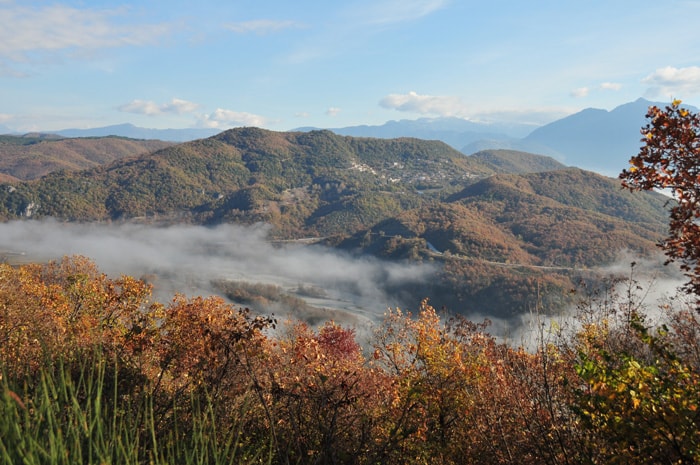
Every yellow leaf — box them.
[680,109,689,117]
[673,98,683,106]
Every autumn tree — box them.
[0,256,158,377]
[560,267,700,464]
[574,314,700,464]
[262,321,388,464]
[620,99,700,301]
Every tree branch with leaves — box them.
[620,99,700,303]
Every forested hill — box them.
[0,128,496,229]
[0,134,173,180]
[346,168,667,264]
[468,149,566,174]
[0,128,673,318]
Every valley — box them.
[0,126,675,324]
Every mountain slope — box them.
[522,98,698,175]
[0,128,673,319]
[0,128,669,248]
[0,135,173,180]
[468,149,567,174]
[0,129,493,233]
[447,169,667,263]
[11,98,687,177]
[337,168,669,317]
[292,98,687,177]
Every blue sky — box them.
[1,0,700,133]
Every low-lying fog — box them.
[0,220,687,346]
[0,220,437,336]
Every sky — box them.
[1,0,700,133]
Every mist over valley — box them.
[0,220,438,334]
[0,125,679,332]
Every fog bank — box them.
[0,220,437,330]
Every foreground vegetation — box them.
[1,256,698,464]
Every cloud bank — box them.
[0,1,169,73]
[118,98,200,116]
[380,91,468,117]
[643,66,700,98]
[379,91,567,126]
[198,109,268,128]
[117,99,268,129]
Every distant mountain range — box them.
[517,98,697,176]
[295,117,536,149]
[51,123,221,142]
[299,98,695,177]
[1,98,689,176]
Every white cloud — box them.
[198,108,267,128]
[118,98,200,116]
[643,66,700,98]
[570,82,621,99]
[0,113,12,123]
[570,87,590,98]
[225,19,304,35]
[295,112,310,118]
[161,98,200,114]
[380,91,467,117]
[380,91,570,126]
[119,101,268,128]
[0,2,169,71]
[325,107,341,117]
[360,0,448,25]
[600,82,622,91]
[117,100,161,116]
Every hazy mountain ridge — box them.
[519,98,693,175]
[51,123,221,142]
[298,99,694,176]
[295,116,536,149]
[0,134,173,181]
[7,98,686,177]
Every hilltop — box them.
[0,128,492,229]
[0,134,173,180]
